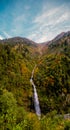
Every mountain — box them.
[0,36,37,46]
[51,31,70,42]
[39,31,70,54]
[40,31,70,45]
[33,31,70,114]
[0,37,39,114]
[0,31,70,129]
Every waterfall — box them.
[30,65,41,118]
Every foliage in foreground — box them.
[0,89,70,130]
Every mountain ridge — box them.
[0,30,70,129]
[0,31,70,45]
[0,31,70,56]
[0,36,37,46]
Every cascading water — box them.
[30,65,41,118]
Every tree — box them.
[0,89,17,130]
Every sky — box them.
[0,0,70,43]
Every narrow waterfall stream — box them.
[30,65,41,118]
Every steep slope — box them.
[51,31,70,42]
[39,31,70,55]
[34,32,70,114]
[0,32,70,130]
[0,31,70,115]
[0,38,40,112]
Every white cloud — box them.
[55,13,69,25]
[3,31,11,38]
[0,35,4,40]
[33,4,70,26]
[29,4,70,42]
[0,1,69,43]
[28,31,56,43]
[36,35,49,43]
[34,7,61,24]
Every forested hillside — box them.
[0,32,70,130]
[34,33,70,114]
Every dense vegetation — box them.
[34,36,70,114]
[0,34,70,129]
[0,42,37,112]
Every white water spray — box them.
[30,65,41,118]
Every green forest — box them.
[0,33,70,130]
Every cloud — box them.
[55,12,69,25]
[28,31,56,43]
[3,31,11,38]
[0,35,4,40]
[28,4,70,42]
[33,4,69,26]
[0,1,69,43]
[33,7,61,24]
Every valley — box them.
[0,31,70,130]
